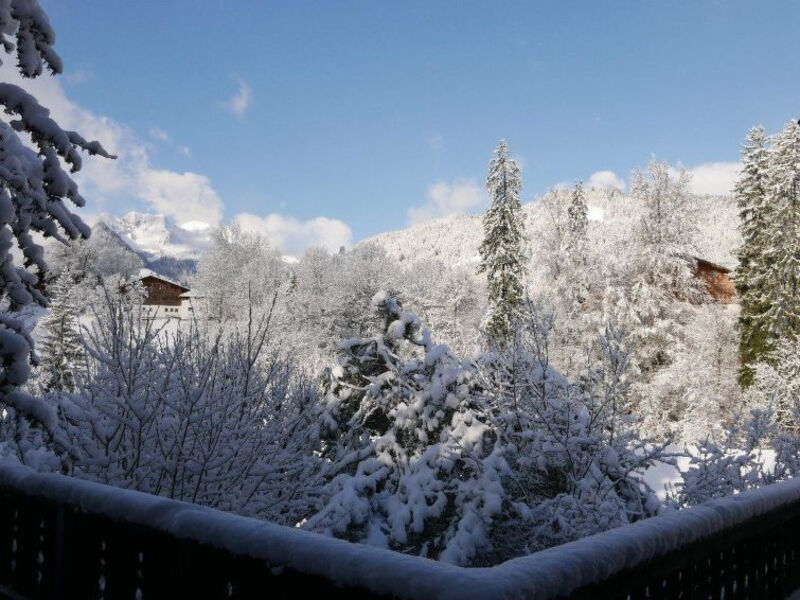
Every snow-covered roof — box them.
[694,256,731,274]
[137,268,189,291]
[179,290,205,299]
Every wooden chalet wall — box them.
[141,276,189,307]
[694,258,736,304]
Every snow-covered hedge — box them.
[3,459,800,599]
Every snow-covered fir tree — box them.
[558,181,597,372]
[622,160,700,435]
[628,160,699,371]
[735,126,772,386]
[309,291,505,565]
[761,120,800,353]
[479,140,527,344]
[746,337,800,427]
[0,0,112,460]
[37,265,84,392]
[566,181,589,278]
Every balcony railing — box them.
[1,461,800,599]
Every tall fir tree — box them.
[735,126,772,386]
[37,265,84,393]
[762,120,800,350]
[478,140,527,344]
[565,181,589,304]
[627,160,699,376]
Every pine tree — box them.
[627,160,699,376]
[0,0,113,456]
[565,181,590,305]
[38,266,84,392]
[735,126,772,386]
[309,291,505,565]
[762,121,800,349]
[478,140,527,344]
[567,181,589,255]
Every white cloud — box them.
[407,180,485,225]
[0,59,219,225]
[683,161,740,196]
[234,213,352,255]
[0,62,352,253]
[222,78,252,118]
[149,126,192,157]
[64,68,93,86]
[587,170,626,191]
[138,170,224,226]
[149,126,171,142]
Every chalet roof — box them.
[179,290,205,299]
[138,268,190,292]
[694,257,731,274]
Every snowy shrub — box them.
[56,285,323,524]
[479,305,668,562]
[308,291,506,565]
[669,408,776,507]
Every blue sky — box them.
[23,1,800,252]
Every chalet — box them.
[139,269,190,319]
[693,257,736,304]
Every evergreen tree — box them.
[762,121,800,349]
[38,265,84,392]
[565,181,590,307]
[478,140,527,344]
[0,0,112,457]
[567,181,589,260]
[735,126,772,386]
[627,160,699,376]
[309,291,505,565]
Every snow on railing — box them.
[1,460,800,599]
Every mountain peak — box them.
[96,211,212,260]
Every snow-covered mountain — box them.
[93,212,213,260]
[361,188,740,271]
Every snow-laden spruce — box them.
[479,140,527,344]
[761,121,800,352]
[36,264,84,393]
[308,291,506,565]
[733,120,800,393]
[735,125,771,386]
[0,0,112,459]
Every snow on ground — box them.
[641,445,690,501]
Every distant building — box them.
[178,289,206,320]
[693,257,736,304]
[139,269,190,319]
